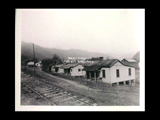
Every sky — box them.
[19,9,144,59]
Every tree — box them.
[52,54,63,65]
[21,54,31,66]
[41,54,63,71]
[41,58,52,70]
[133,51,140,62]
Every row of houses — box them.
[26,60,42,67]
[63,57,104,63]
[49,58,139,85]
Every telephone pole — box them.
[33,43,35,76]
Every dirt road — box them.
[38,70,89,90]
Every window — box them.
[78,69,81,73]
[116,69,120,77]
[102,70,105,78]
[129,68,131,76]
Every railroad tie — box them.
[50,94,66,100]
[45,92,63,98]
[67,93,71,96]
[40,89,56,94]
[92,103,98,106]
[73,95,77,98]
[43,91,59,96]
[61,96,74,102]
[84,100,90,103]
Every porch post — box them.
[132,79,135,85]
[129,80,131,85]
[94,71,96,81]
[85,72,87,79]
[117,82,119,86]
[123,81,126,86]
[89,72,91,80]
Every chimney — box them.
[99,57,103,61]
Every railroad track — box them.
[21,81,57,106]
[36,70,139,96]
[21,73,98,106]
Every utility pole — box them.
[33,43,35,76]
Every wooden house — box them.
[83,59,135,86]
[70,64,86,77]
[62,63,85,77]
[121,58,139,70]
[26,59,39,67]
[54,64,64,73]
[26,60,35,67]
[48,64,56,72]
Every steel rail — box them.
[33,78,95,106]
[21,81,57,106]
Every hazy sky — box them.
[19,9,144,59]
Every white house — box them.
[35,61,42,67]
[83,59,135,86]
[62,63,85,77]
[26,60,41,67]
[27,61,34,66]
[54,64,64,73]
[70,64,86,77]
[52,63,85,77]
[99,60,135,85]
[26,60,35,67]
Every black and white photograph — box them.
[15,9,145,111]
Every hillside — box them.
[132,51,140,62]
[21,41,113,61]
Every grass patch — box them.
[21,67,45,79]
[42,69,111,91]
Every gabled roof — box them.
[122,58,137,62]
[54,64,64,68]
[83,59,118,71]
[53,63,80,69]
[80,61,99,67]
[62,63,79,69]
[49,63,55,67]
[83,59,135,71]
[121,58,139,69]
[26,59,34,63]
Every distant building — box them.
[85,57,103,63]
[63,57,104,64]
[121,58,139,70]
[26,60,35,67]
[64,57,92,63]
[48,63,56,72]
[70,64,85,77]
[63,59,71,63]
[62,63,85,77]
[51,63,86,77]
[54,64,64,73]
[35,61,42,67]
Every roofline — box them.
[60,63,81,69]
[122,58,137,62]
[82,59,136,71]
[101,59,136,68]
